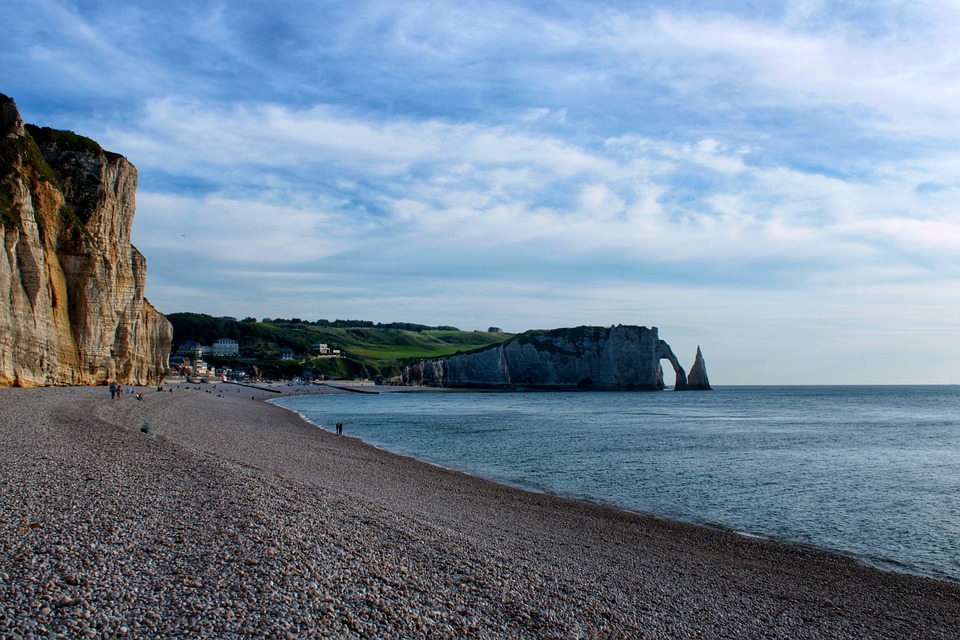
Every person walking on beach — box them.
[109,382,116,399]
[336,422,343,435]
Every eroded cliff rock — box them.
[399,325,694,391]
[687,345,712,390]
[0,94,171,387]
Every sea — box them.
[273,385,960,583]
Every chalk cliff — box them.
[0,94,172,387]
[400,325,693,391]
[687,345,712,390]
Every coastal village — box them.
[168,336,342,382]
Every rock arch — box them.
[656,340,689,390]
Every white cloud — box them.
[134,192,343,265]
[688,140,748,174]
[115,93,960,293]
[11,0,960,382]
[607,4,960,139]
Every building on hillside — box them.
[177,340,202,358]
[213,338,239,356]
[279,348,295,360]
[230,366,254,381]
[311,343,331,355]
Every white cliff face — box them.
[0,94,171,387]
[404,326,691,390]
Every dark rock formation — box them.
[0,94,172,386]
[399,325,692,391]
[687,346,712,390]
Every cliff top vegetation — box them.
[24,124,103,156]
[167,312,513,379]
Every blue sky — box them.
[5,0,960,384]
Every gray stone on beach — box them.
[1,385,958,638]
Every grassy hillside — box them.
[166,313,512,379]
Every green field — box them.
[166,313,512,379]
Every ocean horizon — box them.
[274,385,960,583]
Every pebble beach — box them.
[1,384,958,639]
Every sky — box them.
[4,0,960,384]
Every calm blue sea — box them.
[274,386,960,582]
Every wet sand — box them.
[1,384,958,638]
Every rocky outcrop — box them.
[399,325,693,391]
[687,346,712,390]
[0,94,171,387]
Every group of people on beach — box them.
[109,382,131,399]
[108,382,144,401]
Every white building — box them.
[213,338,239,356]
[177,340,204,358]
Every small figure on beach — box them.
[336,422,343,435]
[109,382,117,399]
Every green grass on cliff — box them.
[0,126,57,234]
[25,125,102,156]
[166,313,513,379]
[343,328,509,361]
[0,119,101,239]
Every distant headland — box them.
[394,325,711,391]
[167,314,710,392]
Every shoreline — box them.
[2,384,959,638]
[269,385,958,586]
[271,394,895,579]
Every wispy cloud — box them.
[5,0,960,382]
[122,98,960,279]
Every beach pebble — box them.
[0,386,957,639]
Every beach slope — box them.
[1,386,958,638]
